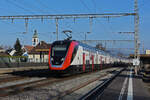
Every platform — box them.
[0,66,49,74]
[100,67,150,100]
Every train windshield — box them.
[51,41,71,65]
[51,44,68,57]
[51,41,71,57]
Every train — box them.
[48,39,131,74]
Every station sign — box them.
[133,59,140,66]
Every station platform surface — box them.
[0,66,49,74]
[100,67,150,100]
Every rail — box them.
[79,68,125,100]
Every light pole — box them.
[134,0,140,75]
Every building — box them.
[22,45,34,56]
[0,47,9,56]
[28,41,51,62]
[0,47,5,53]
[9,49,16,56]
[0,47,10,63]
[13,30,51,63]
[22,30,39,56]
[24,45,34,52]
[130,50,150,67]
[145,50,150,55]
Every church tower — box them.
[32,30,39,46]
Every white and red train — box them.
[49,40,130,74]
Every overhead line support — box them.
[134,0,140,60]
[0,13,135,20]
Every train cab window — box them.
[51,44,69,58]
[50,41,70,65]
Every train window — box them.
[51,44,68,57]
[86,60,90,64]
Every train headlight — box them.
[61,58,64,61]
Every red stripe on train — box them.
[92,55,94,71]
[83,53,85,71]
[48,47,51,70]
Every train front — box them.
[49,40,78,72]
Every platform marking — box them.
[118,73,128,100]
[127,68,133,100]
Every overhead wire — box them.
[13,0,48,14]
[0,21,28,46]
[36,0,58,13]
[5,0,35,14]
[78,0,95,40]
[79,0,93,12]
[139,0,150,8]
[91,0,97,13]
[0,20,24,31]
[94,18,127,53]
[0,5,14,13]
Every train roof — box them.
[52,40,122,58]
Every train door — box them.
[92,55,94,71]
[83,53,85,71]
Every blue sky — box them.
[0,0,150,54]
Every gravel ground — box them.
[0,74,15,79]
[0,74,9,77]
[0,67,122,100]
[0,77,46,88]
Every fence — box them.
[0,56,49,68]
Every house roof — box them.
[0,47,4,50]
[28,41,51,54]
[24,45,34,52]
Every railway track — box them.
[0,69,106,97]
[0,67,124,100]
[0,77,59,97]
[0,76,28,85]
[0,69,51,85]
